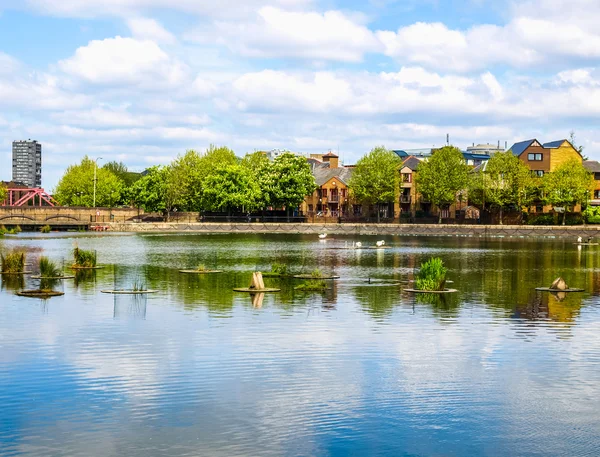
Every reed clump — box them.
[73,247,97,268]
[294,279,328,291]
[415,257,447,291]
[39,256,62,278]
[1,251,25,273]
[310,268,323,278]
[40,225,51,234]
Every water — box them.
[1,233,599,456]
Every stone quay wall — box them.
[106,222,600,238]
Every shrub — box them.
[0,225,6,236]
[1,251,25,273]
[527,214,555,226]
[583,206,600,224]
[40,225,51,233]
[415,257,447,291]
[39,256,62,278]
[310,268,323,278]
[73,247,97,268]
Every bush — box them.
[73,247,97,268]
[583,206,600,224]
[527,214,555,225]
[40,225,51,233]
[564,214,583,226]
[1,251,25,273]
[415,257,447,291]
[39,256,62,277]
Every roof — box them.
[543,140,568,148]
[402,156,421,171]
[584,160,600,173]
[463,152,491,161]
[393,150,409,158]
[509,139,537,157]
[313,166,353,186]
[323,151,339,158]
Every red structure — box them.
[3,186,58,207]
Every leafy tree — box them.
[543,158,595,225]
[170,150,204,212]
[102,161,141,187]
[0,183,7,205]
[348,146,400,222]
[54,156,122,207]
[415,146,469,223]
[265,152,317,221]
[241,151,271,209]
[480,151,536,224]
[201,164,260,216]
[569,130,587,159]
[129,166,182,220]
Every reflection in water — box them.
[1,233,600,457]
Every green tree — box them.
[201,164,260,217]
[265,153,316,221]
[170,150,204,212]
[0,183,7,205]
[102,161,141,188]
[54,156,122,207]
[348,146,400,222]
[241,151,271,210]
[415,146,469,223]
[543,158,595,225]
[481,151,536,224]
[569,130,587,159]
[129,166,182,220]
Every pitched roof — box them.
[543,139,567,148]
[393,150,409,158]
[313,166,353,186]
[509,139,537,157]
[323,151,339,158]
[402,156,421,171]
[584,160,600,173]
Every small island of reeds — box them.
[405,258,457,294]
[1,251,28,275]
[32,257,74,280]
[294,279,329,291]
[71,247,101,269]
[293,268,340,280]
[262,263,292,278]
[179,264,222,274]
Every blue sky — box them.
[1,0,600,189]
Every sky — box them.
[1,0,600,189]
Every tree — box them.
[265,153,317,221]
[480,151,536,224]
[543,158,595,225]
[241,151,271,210]
[348,146,400,222]
[170,150,204,212]
[102,161,141,187]
[54,156,122,207]
[201,165,260,217]
[0,183,7,205]
[569,130,587,159]
[129,166,182,220]
[415,146,469,223]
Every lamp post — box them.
[93,157,103,209]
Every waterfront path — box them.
[106,222,600,238]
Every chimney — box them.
[323,152,339,168]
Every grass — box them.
[415,257,447,291]
[132,277,147,292]
[1,251,25,273]
[39,256,62,278]
[294,280,328,291]
[310,268,323,278]
[73,247,97,268]
[40,225,52,233]
[196,264,207,272]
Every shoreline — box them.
[105,222,600,238]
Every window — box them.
[536,205,543,213]
[595,191,600,200]
[402,173,412,183]
[528,153,543,161]
[533,170,544,177]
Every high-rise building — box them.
[12,140,42,188]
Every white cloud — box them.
[201,7,380,62]
[127,17,176,44]
[59,36,189,87]
[22,0,313,19]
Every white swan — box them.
[577,236,583,243]
[318,233,327,239]
[376,240,385,247]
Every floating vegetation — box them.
[1,251,26,274]
[311,268,323,278]
[196,264,207,272]
[415,258,447,291]
[16,289,64,298]
[72,246,97,268]
[40,225,52,234]
[262,263,291,277]
[132,277,146,292]
[294,280,329,291]
[39,256,62,278]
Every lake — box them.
[1,233,599,456]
